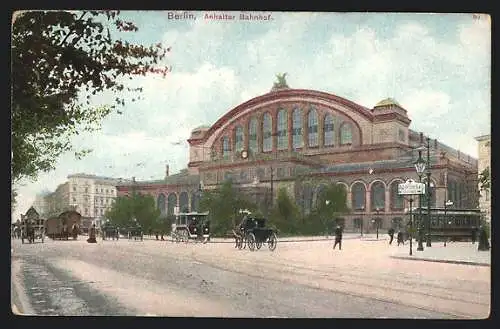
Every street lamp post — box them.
[408,198,414,256]
[414,147,426,251]
[375,208,380,240]
[360,206,365,237]
[425,137,432,247]
[444,200,453,247]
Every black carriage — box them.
[171,212,210,243]
[234,215,277,251]
[102,223,119,241]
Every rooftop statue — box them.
[271,73,289,91]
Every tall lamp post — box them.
[375,208,380,240]
[443,200,453,247]
[414,147,426,251]
[425,137,432,247]
[360,206,365,237]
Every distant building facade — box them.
[41,173,121,228]
[117,85,479,232]
[475,134,491,223]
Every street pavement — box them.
[11,235,490,318]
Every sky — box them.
[12,11,491,221]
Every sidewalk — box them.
[389,241,491,267]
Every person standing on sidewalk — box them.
[388,227,395,245]
[333,225,343,250]
[397,230,404,246]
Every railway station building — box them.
[116,83,479,232]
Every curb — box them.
[390,255,490,267]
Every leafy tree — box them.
[199,180,257,236]
[105,193,160,231]
[309,184,350,235]
[269,187,300,234]
[11,10,170,183]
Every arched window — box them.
[179,192,189,213]
[324,114,335,146]
[167,193,177,215]
[191,192,199,212]
[308,108,319,147]
[222,136,230,159]
[351,183,366,211]
[248,118,258,154]
[262,113,272,152]
[340,122,353,145]
[302,185,314,215]
[371,181,385,211]
[277,109,288,150]
[157,193,166,214]
[234,125,243,152]
[390,181,404,210]
[292,108,303,149]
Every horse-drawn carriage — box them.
[171,211,210,243]
[45,210,81,240]
[20,207,45,244]
[233,215,277,251]
[101,222,120,240]
[127,224,143,241]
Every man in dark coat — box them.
[333,225,343,250]
[388,227,395,245]
[471,226,478,244]
[397,231,404,246]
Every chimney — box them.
[165,164,170,177]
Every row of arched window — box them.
[156,192,201,215]
[220,107,354,158]
[297,181,437,215]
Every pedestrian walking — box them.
[333,225,343,250]
[388,227,395,245]
[397,231,404,246]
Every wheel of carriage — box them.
[268,232,277,251]
[247,233,256,251]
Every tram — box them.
[412,208,482,242]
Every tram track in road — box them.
[98,242,487,318]
[187,253,483,319]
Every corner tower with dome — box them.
[117,78,478,232]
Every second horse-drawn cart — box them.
[234,215,277,251]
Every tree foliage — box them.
[11,10,170,183]
[304,184,350,235]
[199,180,258,236]
[104,193,160,231]
[269,187,300,234]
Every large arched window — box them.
[292,108,303,149]
[324,114,335,146]
[371,181,386,211]
[248,118,258,154]
[262,113,272,152]
[179,192,189,213]
[340,122,353,145]
[302,184,314,215]
[351,182,366,211]
[167,193,177,215]
[308,108,319,147]
[277,109,288,150]
[390,181,404,210]
[222,136,230,159]
[157,193,166,215]
[191,192,199,212]
[234,125,244,152]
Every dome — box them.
[374,98,402,108]
[191,125,211,132]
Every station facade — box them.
[117,85,479,232]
